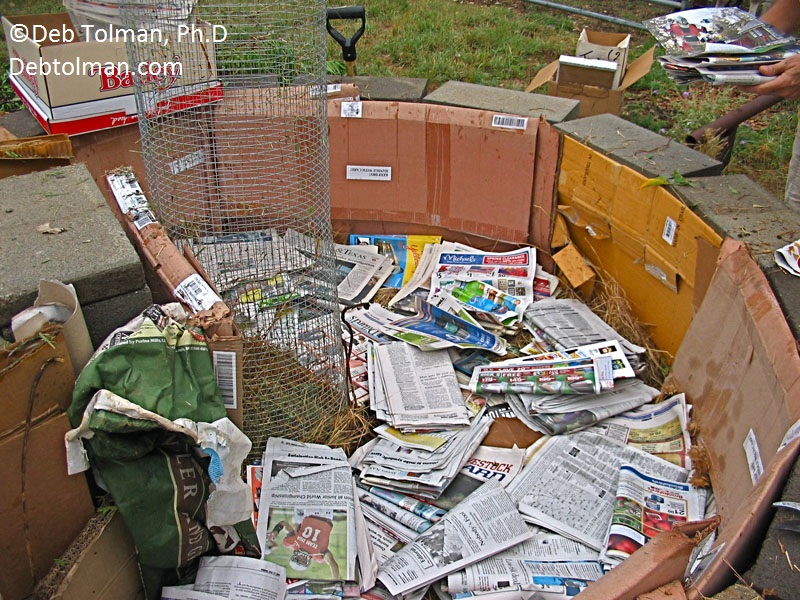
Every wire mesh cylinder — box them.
[121,0,348,458]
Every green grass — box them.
[0,0,794,195]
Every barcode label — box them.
[341,101,363,118]
[662,216,678,246]
[492,114,528,130]
[213,350,238,409]
[347,165,391,180]
[743,429,764,485]
[174,274,222,312]
[133,209,157,230]
[170,149,205,175]
[106,171,148,213]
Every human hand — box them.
[740,54,800,100]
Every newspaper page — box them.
[343,328,372,406]
[375,342,470,430]
[508,379,661,436]
[365,517,409,564]
[446,531,604,597]
[349,234,442,288]
[161,588,226,600]
[588,393,692,468]
[376,481,534,596]
[427,247,537,325]
[256,438,357,582]
[515,340,636,380]
[388,298,507,355]
[358,418,493,499]
[335,243,394,303]
[192,230,312,289]
[507,432,689,551]
[460,445,526,488]
[470,357,616,396]
[601,465,707,567]
[523,299,645,358]
[389,241,477,307]
[188,555,287,600]
[360,418,491,498]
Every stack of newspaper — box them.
[254,438,377,593]
[645,6,798,85]
[352,412,493,499]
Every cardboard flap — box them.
[578,516,720,599]
[619,46,656,90]
[555,81,612,99]
[526,61,559,92]
[673,239,800,505]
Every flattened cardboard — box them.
[531,117,561,273]
[214,86,320,227]
[557,136,723,356]
[552,243,595,297]
[36,510,144,600]
[667,240,800,596]
[0,133,72,178]
[0,326,73,435]
[577,517,720,600]
[0,336,95,600]
[329,101,542,244]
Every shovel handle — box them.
[326,5,366,64]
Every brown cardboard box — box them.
[2,13,220,135]
[526,47,655,118]
[0,329,95,600]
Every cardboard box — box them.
[2,13,221,135]
[526,46,655,118]
[0,328,95,600]
[575,29,631,88]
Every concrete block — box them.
[0,109,46,139]
[555,113,723,178]
[0,164,146,326]
[82,286,153,348]
[328,76,430,102]
[423,80,580,124]
[670,173,800,341]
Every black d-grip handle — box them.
[326,6,366,64]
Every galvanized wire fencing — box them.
[121,0,349,460]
